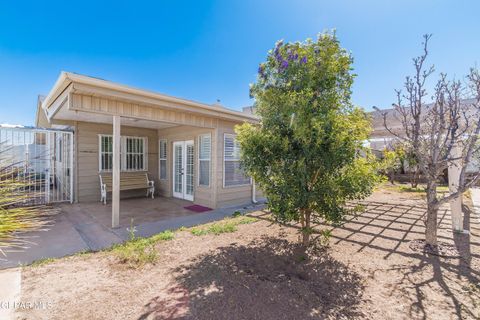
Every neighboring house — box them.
[368,101,480,174]
[35,72,261,216]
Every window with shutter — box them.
[223,134,250,187]
[99,135,147,171]
[159,139,167,180]
[198,134,211,186]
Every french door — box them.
[173,140,194,201]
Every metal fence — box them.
[0,126,73,204]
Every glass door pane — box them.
[173,142,183,195]
[185,141,194,200]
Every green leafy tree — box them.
[236,32,381,246]
[381,148,402,184]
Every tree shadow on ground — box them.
[336,200,480,320]
[256,200,480,319]
[139,237,365,320]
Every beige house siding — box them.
[53,118,256,208]
[157,125,217,208]
[70,92,219,128]
[46,113,257,208]
[215,119,254,208]
[76,121,159,202]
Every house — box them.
[367,102,480,178]
[36,71,261,227]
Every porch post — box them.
[448,144,463,232]
[112,115,121,228]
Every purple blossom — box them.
[281,60,289,69]
[300,56,308,64]
[274,40,283,57]
[258,64,266,79]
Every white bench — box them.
[99,172,154,205]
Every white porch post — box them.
[112,115,121,228]
[448,144,463,232]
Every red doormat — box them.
[184,205,213,213]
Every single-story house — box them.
[36,71,261,227]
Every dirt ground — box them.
[16,185,480,320]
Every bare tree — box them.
[377,34,480,249]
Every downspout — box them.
[252,178,258,204]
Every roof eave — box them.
[42,72,259,123]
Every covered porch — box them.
[39,72,258,228]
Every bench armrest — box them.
[144,173,154,187]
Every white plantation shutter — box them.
[159,139,167,180]
[198,134,211,186]
[99,135,147,171]
[124,137,146,171]
[99,135,113,171]
[223,134,250,187]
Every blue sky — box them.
[0,0,479,125]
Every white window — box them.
[159,139,167,180]
[198,134,211,186]
[223,134,250,187]
[99,135,147,172]
[124,137,147,171]
[100,135,113,171]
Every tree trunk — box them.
[300,209,312,246]
[425,181,438,247]
[411,168,419,188]
[389,170,395,185]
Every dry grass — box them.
[15,188,480,319]
[189,216,258,236]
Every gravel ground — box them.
[16,185,480,320]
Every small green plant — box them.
[398,185,449,193]
[232,210,242,217]
[189,216,257,236]
[29,257,56,268]
[127,218,137,241]
[209,222,237,235]
[237,216,257,224]
[352,204,366,214]
[149,230,174,241]
[318,229,332,247]
[112,230,174,268]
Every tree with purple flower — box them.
[237,31,381,247]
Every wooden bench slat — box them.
[100,172,152,192]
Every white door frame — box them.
[172,140,194,201]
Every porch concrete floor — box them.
[0,196,265,269]
[70,196,199,229]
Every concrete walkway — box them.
[0,268,21,320]
[0,200,265,269]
